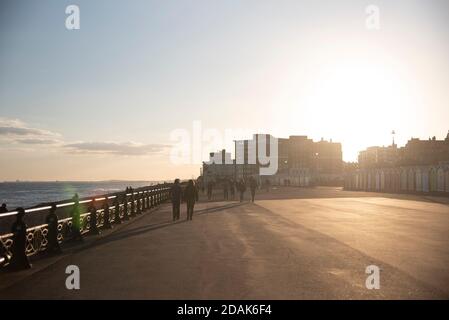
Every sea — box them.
[0,181,164,209]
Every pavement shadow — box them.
[195,202,246,215]
[200,187,449,205]
[80,202,246,250]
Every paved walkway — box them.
[1,187,448,299]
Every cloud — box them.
[0,126,52,136]
[0,118,25,127]
[0,118,168,156]
[0,118,60,138]
[64,141,170,156]
[15,138,60,145]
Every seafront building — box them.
[201,134,343,187]
[345,131,449,194]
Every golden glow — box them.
[272,57,412,161]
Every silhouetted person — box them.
[45,204,62,255]
[223,179,229,200]
[0,203,7,213]
[207,180,214,200]
[88,198,100,235]
[184,180,199,221]
[71,194,83,241]
[238,179,246,202]
[170,179,182,221]
[230,180,235,199]
[103,198,112,229]
[249,177,257,202]
[9,207,32,270]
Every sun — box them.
[282,60,411,161]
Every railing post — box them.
[89,199,101,235]
[150,188,155,208]
[143,191,148,210]
[136,192,142,215]
[45,204,62,255]
[122,193,129,221]
[71,194,83,241]
[103,198,112,229]
[114,197,122,224]
[130,192,136,217]
[8,208,32,271]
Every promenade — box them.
[1,187,448,299]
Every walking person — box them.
[184,180,199,221]
[223,179,229,200]
[207,180,214,200]
[46,204,62,254]
[249,177,258,202]
[230,179,235,199]
[238,179,246,202]
[9,207,32,270]
[170,179,182,221]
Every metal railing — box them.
[0,183,172,270]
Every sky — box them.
[1,0,449,181]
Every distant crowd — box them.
[202,176,265,203]
[169,176,271,221]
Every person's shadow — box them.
[80,202,246,250]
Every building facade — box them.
[203,133,343,186]
[346,131,449,195]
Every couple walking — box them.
[170,179,199,221]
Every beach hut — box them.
[445,169,449,193]
[429,167,438,192]
[400,168,408,191]
[375,170,381,191]
[422,167,430,193]
[355,172,360,190]
[437,167,445,192]
[380,170,385,191]
[391,169,400,192]
[363,171,368,190]
[407,168,415,192]
[304,175,310,187]
[367,172,372,191]
[371,171,376,190]
[384,169,391,191]
[415,168,422,192]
